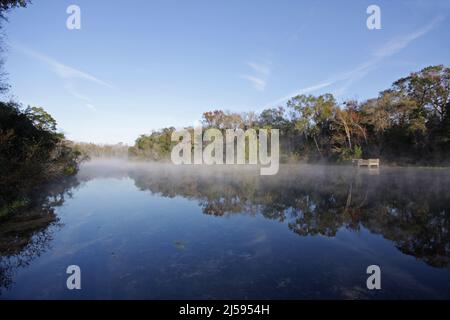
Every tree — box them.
[25,106,58,132]
[258,107,287,129]
[331,101,366,160]
[202,110,244,129]
[241,111,258,129]
[0,0,29,19]
[129,127,176,161]
[287,94,336,158]
[393,65,450,122]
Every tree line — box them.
[72,142,129,159]
[129,65,450,166]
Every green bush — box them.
[0,101,83,217]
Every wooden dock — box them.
[352,158,380,168]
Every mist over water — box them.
[1,159,450,299]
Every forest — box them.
[129,65,450,166]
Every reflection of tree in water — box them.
[0,177,79,294]
[129,165,450,268]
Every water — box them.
[1,160,449,299]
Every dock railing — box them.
[352,158,380,168]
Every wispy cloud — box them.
[64,83,90,101]
[267,81,333,106]
[241,75,267,91]
[242,61,271,91]
[267,15,445,105]
[375,15,445,58]
[333,14,445,97]
[10,42,112,110]
[246,61,271,76]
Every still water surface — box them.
[1,161,449,299]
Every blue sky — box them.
[3,0,450,144]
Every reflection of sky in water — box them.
[1,163,450,299]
